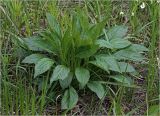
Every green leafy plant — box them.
[20,10,148,110]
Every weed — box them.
[19,8,148,111]
[1,0,159,115]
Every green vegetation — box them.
[1,0,159,115]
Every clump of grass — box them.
[146,1,159,115]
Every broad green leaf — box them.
[89,60,109,72]
[72,12,81,38]
[67,87,78,109]
[61,89,69,109]
[114,48,146,62]
[34,58,54,78]
[96,39,113,49]
[87,81,105,99]
[61,87,78,109]
[22,54,46,64]
[46,13,61,37]
[95,55,121,72]
[41,31,61,53]
[59,73,73,89]
[61,29,73,58]
[75,67,90,86]
[76,45,98,58]
[14,47,28,59]
[118,62,136,72]
[106,25,128,40]
[50,65,70,84]
[23,37,56,53]
[110,39,131,49]
[77,36,93,47]
[128,44,148,52]
[23,37,43,51]
[88,18,107,40]
[110,75,133,85]
[77,8,89,31]
[96,39,130,49]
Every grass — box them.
[1,0,159,115]
[147,1,159,115]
